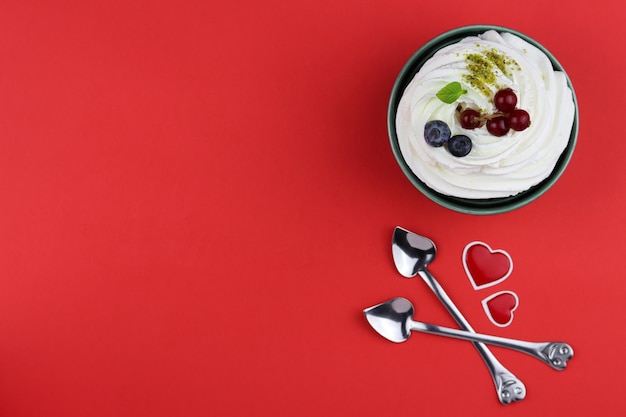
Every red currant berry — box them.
[494,88,517,112]
[486,116,510,136]
[509,109,531,131]
[460,109,481,129]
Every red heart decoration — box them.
[463,241,513,290]
[481,291,519,327]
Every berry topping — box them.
[447,135,472,157]
[509,109,531,131]
[460,109,482,129]
[432,82,529,142]
[494,88,518,112]
[424,120,451,147]
[486,116,510,136]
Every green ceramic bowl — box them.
[388,25,579,215]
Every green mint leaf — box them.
[436,82,467,104]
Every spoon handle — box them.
[409,320,573,370]
[418,269,526,405]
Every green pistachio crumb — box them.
[462,47,519,97]
[484,48,514,76]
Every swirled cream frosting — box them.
[396,30,575,199]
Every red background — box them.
[0,0,623,416]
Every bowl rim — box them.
[388,24,579,215]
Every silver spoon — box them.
[392,226,526,404]
[364,297,573,370]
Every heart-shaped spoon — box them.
[392,226,525,404]
[364,297,573,371]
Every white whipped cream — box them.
[396,30,575,199]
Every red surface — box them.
[0,0,624,416]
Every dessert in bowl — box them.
[389,25,578,214]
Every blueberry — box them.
[447,135,472,157]
[424,120,451,147]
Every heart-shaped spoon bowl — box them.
[364,297,413,343]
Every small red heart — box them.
[482,291,519,327]
[463,242,513,289]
